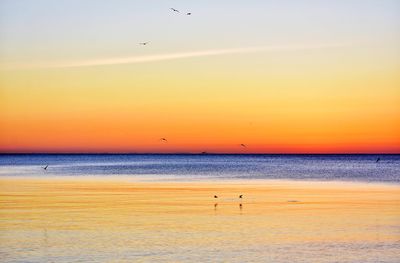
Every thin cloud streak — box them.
[2,43,349,70]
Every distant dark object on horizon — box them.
[170,8,179,13]
[43,165,48,170]
[201,151,207,154]
[376,157,380,163]
[139,42,149,45]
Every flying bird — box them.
[170,8,180,13]
[139,42,149,46]
[160,138,168,142]
[240,144,247,148]
[186,12,191,15]
[376,157,380,163]
[43,165,48,170]
[214,195,218,198]
[239,195,243,199]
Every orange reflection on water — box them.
[1,178,399,262]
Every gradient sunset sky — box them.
[0,0,399,153]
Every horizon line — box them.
[0,152,397,155]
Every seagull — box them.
[170,8,180,13]
[214,195,218,198]
[376,157,380,163]
[139,42,149,46]
[43,165,48,170]
[240,144,247,148]
[186,12,191,15]
[239,195,243,199]
[160,138,168,142]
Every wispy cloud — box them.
[2,43,348,70]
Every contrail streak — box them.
[1,43,348,70]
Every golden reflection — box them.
[1,178,399,262]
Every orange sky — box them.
[0,1,399,153]
[1,57,399,153]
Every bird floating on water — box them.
[376,157,380,163]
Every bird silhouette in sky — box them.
[239,195,243,199]
[376,157,380,163]
[240,144,247,148]
[170,8,180,13]
[186,12,192,15]
[160,138,168,142]
[43,165,48,170]
[138,42,149,46]
[214,195,218,199]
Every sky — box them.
[0,0,399,153]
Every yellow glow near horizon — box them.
[1,49,399,153]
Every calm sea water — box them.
[1,154,400,262]
[0,154,399,183]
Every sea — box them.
[1,154,400,262]
[0,154,399,183]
